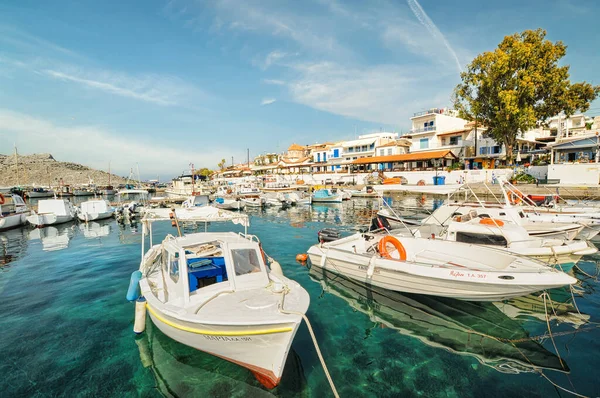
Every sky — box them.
[1,0,599,180]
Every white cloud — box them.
[260,98,277,106]
[0,109,229,178]
[262,79,286,86]
[42,68,206,107]
[286,61,455,124]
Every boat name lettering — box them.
[358,265,380,273]
[203,336,252,342]
[449,270,486,279]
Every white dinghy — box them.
[77,199,115,221]
[0,194,30,231]
[307,231,577,301]
[26,198,76,227]
[128,207,310,389]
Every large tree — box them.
[453,29,599,164]
[217,159,226,170]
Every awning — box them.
[351,150,457,165]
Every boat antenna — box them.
[379,194,416,237]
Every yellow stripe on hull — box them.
[146,304,293,336]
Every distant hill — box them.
[0,153,131,187]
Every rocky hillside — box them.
[0,153,131,187]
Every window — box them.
[317,153,321,162]
[323,153,327,161]
[387,148,392,155]
[232,248,262,276]
[361,145,367,151]
[370,143,375,149]
[449,136,461,145]
[169,252,179,283]
[441,138,446,145]
[380,149,385,156]
[420,138,429,149]
[348,147,354,153]
[492,146,501,154]
[480,147,488,155]
[333,149,339,158]
[456,232,507,247]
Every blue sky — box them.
[1,0,599,180]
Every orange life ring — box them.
[479,218,504,227]
[296,253,308,262]
[508,191,522,205]
[0,193,4,205]
[378,236,407,261]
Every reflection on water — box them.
[79,220,112,240]
[0,228,28,267]
[29,223,76,251]
[309,267,569,375]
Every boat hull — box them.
[0,212,30,231]
[77,210,115,221]
[146,303,300,388]
[311,196,342,203]
[307,246,576,302]
[26,213,74,227]
[26,191,55,198]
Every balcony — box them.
[409,126,436,134]
[412,108,445,118]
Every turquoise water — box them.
[1,200,600,397]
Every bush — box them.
[513,172,536,183]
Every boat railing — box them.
[239,232,260,243]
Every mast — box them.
[190,162,195,195]
[108,161,111,186]
[14,144,20,186]
[136,163,141,187]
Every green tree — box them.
[217,159,226,170]
[194,168,213,177]
[453,29,599,164]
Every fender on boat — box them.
[126,270,142,302]
[133,297,147,334]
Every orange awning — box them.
[351,150,457,165]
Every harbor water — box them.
[1,197,600,397]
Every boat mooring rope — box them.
[277,281,339,398]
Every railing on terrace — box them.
[412,108,445,118]
[409,126,436,134]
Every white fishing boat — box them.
[26,199,76,227]
[26,187,55,198]
[127,207,310,388]
[99,186,116,196]
[214,198,245,211]
[397,211,596,269]
[77,199,115,221]
[236,183,262,197]
[240,197,265,208]
[262,192,290,207]
[72,187,97,196]
[307,232,577,301]
[312,189,342,203]
[349,186,379,198]
[286,192,312,205]
[0,194,30,231]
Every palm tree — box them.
[218,159,226,170]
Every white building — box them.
[406,108,469,153]
[341,132,397,164]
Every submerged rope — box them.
[279,289,339,398]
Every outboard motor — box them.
[369,215,392,232]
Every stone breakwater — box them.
[0,153,130,186]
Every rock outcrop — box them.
[0,153,130,187]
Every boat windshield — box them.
[231,248,262,276]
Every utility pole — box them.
[474,115,478,169]
[247,148,250,167]
[231,156,234,167]
[14,144,20,186]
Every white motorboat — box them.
[307,232,577,301]
[349,186,379,198]
[116,201,144,221]
[26,199,76,227]
[214,198,245,211]
[0,194,30,231]
[414,202,584,241]
[26,187,55,198]
[236,183,262,197]
[77,199,115,221]
[262,192,290,207]
[127,207,310,388]
[285,192,312,205]
[182,195,210,208]
[312,189,342,203]
[240,197,265,208]
[396,211,596,270]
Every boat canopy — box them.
[142,206,249,227]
